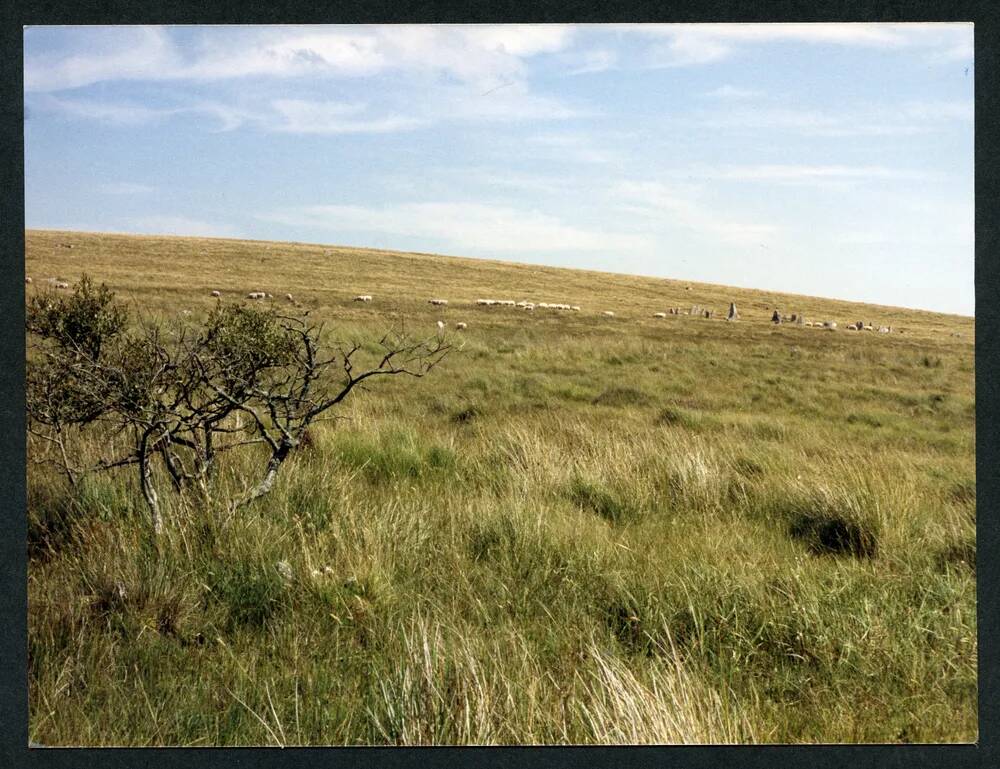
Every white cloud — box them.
[698,100,972,137]
[703,164,929,184]
[269,99,426,134]
[98,181,156,195]
[612,180,779,246]
[120,215,240,238]
[32,94,253,131]
[24,25,576,92]
[262,201,648,254]
[567,48,618,75]
[526,132,623,164]
[633,22,972,67]
[704,84,762,100]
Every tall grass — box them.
[26,230,976,744]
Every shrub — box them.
[592,387,651,408]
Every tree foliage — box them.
[27,276,450,534]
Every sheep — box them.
[456,322,468,330]
[25,276,32,284]
[571,305,581,311]
[602,310,616,317]
[499,300,516,307]
[823,321,837,330]
[247,291,265,299]
[285,293,294,302]
[210,290,221,297]
[653,312,667,318]
[847,325,857,331]
[429,299,449,306]
[704,309,714,319]
[879,326,891,334]
[354,294,373,302]
[436,320,445,330]
[477,299,495,306]
[55,281,70,289]
[266,293,273,299]
[862,325,874,332]
[538,302,551,309]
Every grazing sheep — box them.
[499,300,516,307]
[847,325,857,331]
[456,322,468,330]
[285,293,294,302]
[55,281,70,289]
[210,290,221,297]
[653,312,667,318]
[266,293,273,299]
[571,305,581,311]
[477,299,495,306]
[538,302,550,309]
[354,295,373,302]
[436,320,445,330]
[25,276,32,284]
[727,302,739,321]
[862,325,874,332]
[823,321,837,330]
[602,310,616,317]
[429,299,449,306]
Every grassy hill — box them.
[26,229,976,745]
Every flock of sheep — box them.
[23,276,897,335]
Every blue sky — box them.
[23,24,974,315]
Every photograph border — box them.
[2,1,996,766]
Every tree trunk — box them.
[139,427,163,536]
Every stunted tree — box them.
[27,277,449,535]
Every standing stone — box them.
[727,302,739,321]
[772,309,782,324]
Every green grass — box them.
[26,229,975,745]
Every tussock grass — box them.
[26,230,975,745]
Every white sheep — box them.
[55,281,70,289]
[499,300,516,307]
[538,302,551,309]
[477,299,495,306]
[354,295,373,302]
[436,320,445,330]
[602,310,616,318]
[653,312,667,318]
[571,306,581,311]
[25,276,32,284]
[429,299,449,306]
[456,322,468,330]
[285,293,294,302]
[210,289,221,297]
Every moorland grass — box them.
[25,229,975,744]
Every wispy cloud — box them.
[32,94,253,131]
[269,99,426,134]
[98,181,156,195]
[635,22,972,68]
[24,25,576,92]
[699,164,930,184]
[612,180,780,246]
[704,84,763,100]
[262,201,649,254]
[698,100,972,137]
[119,215,240,238]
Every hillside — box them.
[26,229,976,745]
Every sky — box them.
[23,24,974,315]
